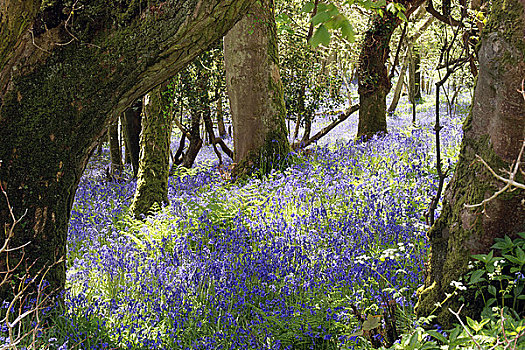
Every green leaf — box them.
[488,285,497,296]
[503,254,522,265]
[397,11,408,22]
[325,14,345,29]
[466,317,482,332]
[317,3,328,11]
[472,253,489,263]
[362,314,382,331]
[409,331,420,347]
[427,330,447,343]
[309,24,331,48]
[301,1,315,13]
[469,270,486,284]
[516,246,525,263]
[340,20,355,42]
[311,11,332,26]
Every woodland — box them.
[0,0,524,349]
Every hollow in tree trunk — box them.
[416,0,525,327]
[224,0,290,177]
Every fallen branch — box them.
[293,104,359,150]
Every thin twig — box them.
[449,305,484,350]
[465,139,525,209]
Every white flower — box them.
[450,280,466,291]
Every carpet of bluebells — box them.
[3,93,468,349]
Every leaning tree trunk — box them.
[416,0,525,327]
[130,84,172,218]
[357,12,398,140]
[413,46,422,101]
[224,0,290,176]
[388,50,409,114]
[0,0,251,300]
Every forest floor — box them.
[59,92,468,348]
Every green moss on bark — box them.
[416,0,525,326]
[130,85,172,218]
[0,0,252,299]
[357,12,397,140]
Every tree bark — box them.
[130,84,172,218]
[416,0,525,327]
[357,2,426,137]
[0,0,251,299]
[182,112,203,169]
[224,0,290,177]
[357,12,398,139]
[108,122,123,175]
[121,100,142,178]
[216,94,227,138]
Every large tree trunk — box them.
[357,2,425,139]
[224,0,290,176]
[357,12,398,139]
[416,0,525,327]
[0,0,251,299]
[130,84,172,218]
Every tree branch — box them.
[426,0,462,27]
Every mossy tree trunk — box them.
[408,45,422,103]
[130,84,172,218]
[224,0,290,176]
[0,0,251,300]
[416,0,525,327]
[357,12,397,139]
[357,1,424,140]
